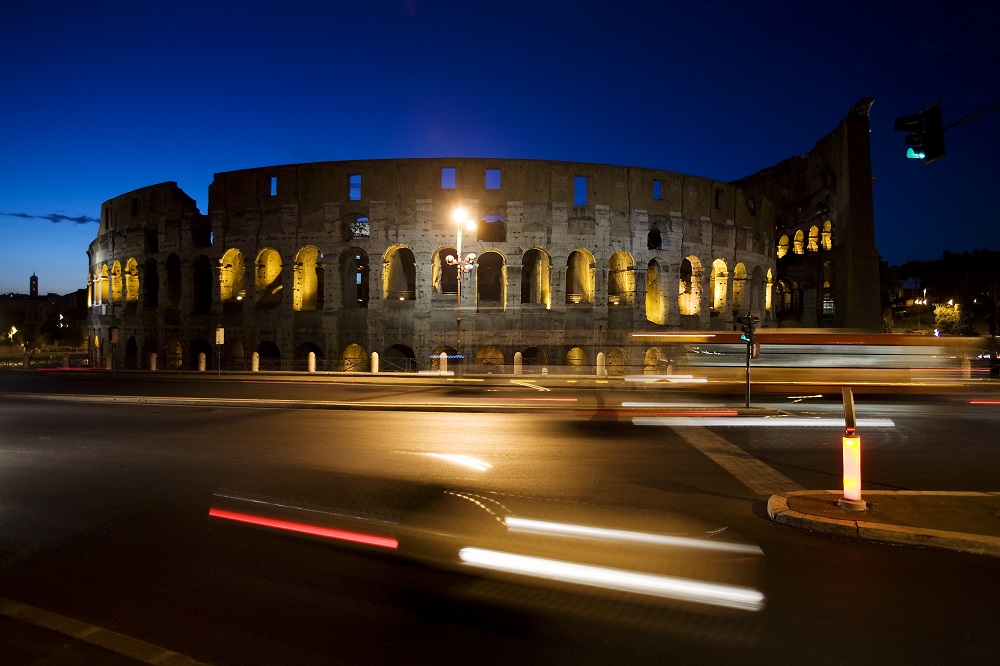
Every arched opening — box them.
[99,265,110,304]
[476,251,505,309]
[521,248,551,307]
[430,346,457,371]
[433,247,459,295]
[647,223,662,250]
[566,250,595,304]
[255,248,283,309]
[765,269,774,313]
[342,343,368,372]
[822,220,833,251]
[125,336,138,370]
[220,248,246,311]
[732,263,747,313]
[678,256,702,316]
[645,259,666,324]
[143,259,159,309]
[295,342,323,368]
[564,346,588,370]
[643,347,661,374]
[341,249,369,309]
[110,261,123,303]
[476,345,505,370]
[807,225,819,253]
[793,230,804,255]
[190,338,213,370]
[384,344,416,372]
[225,340,246,371]
[165,337,182,370]
[125,258,139,307]
[383,246,416,301]
[192,255,213,314]
[166,254,181,309]
[606,347,628,375]
[142,338,158,370]
[777,235,789,259]
[710,258,727,314]
[521,346,548,368]
[608,252,635,306]
[257,341,281,371]
[293,246,321,311]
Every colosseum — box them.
[87,101,881,374]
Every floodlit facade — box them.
[87,159,779,373]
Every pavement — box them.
[767,490,1000,557]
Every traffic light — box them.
[893,102,946,164]
[736,314,758,343]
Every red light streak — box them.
[208,508,398,549]
[969,400,1000,405]
[481,397,578,402]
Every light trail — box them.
[208,508,399,549]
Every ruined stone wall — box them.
[89,159,775,372]
[736,99,881,330]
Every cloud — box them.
[1,212,98,224]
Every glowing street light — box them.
[445,208,477,360]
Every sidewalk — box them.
[768,490,1000,557]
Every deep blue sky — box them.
[2,0,998,295]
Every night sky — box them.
[2,0,998,296]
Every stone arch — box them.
[295,341,323,366]
[219,248,246,308]
[777,235,789,259]
[433,246,459,295]
[476,251,506,309]
[564,346,588,369]
[732,263,747,313]
[190,338,213,370]
[645,259,666,324]
[765,269,774,313]
[647,223,662,250]
[143,259,159,309]
[566,249,595,305]
[384,344,416,371]
[643,347,661,374]
[521,346,548,367]
[125,336,138,370]
[166,254,181,309]
[793,230,805,255]
[165,337,183,369]
[822,220,833,251]
[608,251,635,305]
[255,248,283,309]
[341,248,369,309]
[430,346,457,371]
[125,258,139,306]
[521,248,551,307]
[383,245,416,301]
[293,245,322,312]
[110,261,123,303]
[606,347,628,375]
[476,345,505,368]
[678,256,702,316]
[192,254,213,315]
[257,340,281,370]
[710,258,728,314]
[807,225,820,253]
[342,343,368,372]
[99,265,110,304]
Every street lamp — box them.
[445,208,477,361]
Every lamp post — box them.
[446,208,477,362]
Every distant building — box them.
[87,101,881,371]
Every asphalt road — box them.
[1,373,999,664]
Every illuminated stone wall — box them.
[88,159,776,372]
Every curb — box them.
[767,490,1000,558]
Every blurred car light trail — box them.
[504,517,762,554]
[458,548,765,611]
[208,508,399,549]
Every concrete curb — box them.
[767,490,1000,558]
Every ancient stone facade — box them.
[736,99,881,330]
[87,159,777,373]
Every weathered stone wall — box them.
[89,159,776,372]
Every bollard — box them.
[150,352,157,371]
[961,357,971,380]
[371,352,379,374]
[513,351,522,376]
[837,387,867,510]
[198,352,207,372]
[308,352,316,373]
[439,351,447,374]
[596,352,606,377]
[251,352,260,372]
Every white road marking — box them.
[670,426,805,495]
[633,417,895,427]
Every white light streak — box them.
[423,453,493,472]
[458,548,764,611]
[504,517,762,554]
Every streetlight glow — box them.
[446,207,477,363]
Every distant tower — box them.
[29,273,38,297]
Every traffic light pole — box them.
[744,338,752,408]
